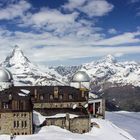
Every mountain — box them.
[52,54,140,89]
[80,54,140,90]
[49,65,81,82]
[1,45,64,86]
[50,55,140,111]
[1,46,140,89]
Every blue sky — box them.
[0,0,140,66]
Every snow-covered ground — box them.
[0,111,136,140]
[106,111,140,140]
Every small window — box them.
[50,95,53,100]
[14,121,16,128]
[22,133,24,135]
[0,114,1,118]
[17,121,19,128]
[34,89,37,99]
[40,95,44,100]
[25,132,27,135]
[81,91,85,98]
[54,87,59,99]
[24,113,26,117]
[54,87,58,92]
[22,121,24,128]
[2,102,9,109]
[69,94,73,100]
[25,121,27,127]
[59,95,63,100]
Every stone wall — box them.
[70,117,91,133]
[45,115,91,134]
[0,112,33,135]
[33,102,87,109]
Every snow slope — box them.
[0,111,135,140]
[106,111,140,140]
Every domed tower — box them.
[0,68,13,91]
[70,71,90,90]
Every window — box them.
[50,95,53,100]
[21,121,27,128]
[2,102,9,109]
[17,121,19,128]
[14,121,19,128]
[22,121,24,128]
[24,113,26,117]
[69,94,73,100]
[59,95,63,100]
[81,91,85,98]
[25,121,27,128]
[0,114,1,118]
[54,87,58,99]
[14,121,16,128]
[40,95,44,100]
[18,101,24,110]
[34,89,37,99]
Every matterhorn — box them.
[1,45,64,86]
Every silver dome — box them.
[71,71,90,82]
[0,68,13,82]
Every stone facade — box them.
[69,116,91,133]
[0,112,33,135]
[0,85,105,135]
[33,102,87,109]
[44,114,91,134]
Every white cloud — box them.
[62,0,86,11]
[0,28,140,65]
[0,1,31,20]
[129,0,140,3]
[80,0,114,17]
[114,53,124,57]
[92,31,140,45]
[0,0,139,66]
[0,0,110,41]
[63,0,114,17]
[26,8,78,26]
[108,28,118,34]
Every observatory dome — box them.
[0,68,13,82]
[0,68,13,91]
[71,71,90,82]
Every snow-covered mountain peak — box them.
[0,45,64,86]
[101,54,117,63]
[2,45,30,67]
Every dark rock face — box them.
[103,85,140,111]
